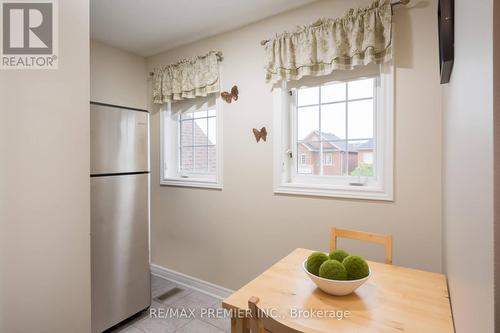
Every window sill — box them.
[274,182,393,201]
[161,178,222,190]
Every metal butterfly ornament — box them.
[221,85,239,103]
[253,127,267,142]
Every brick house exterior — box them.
[180,117,216,173]
[297,131,373,176]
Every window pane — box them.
[297,106,319,141]
[297,87,319,106]
[321,103,346,140]
[348,140,375,177]
[208,117,216,144]
[297,141,320,175]
[194,146,208,172]
[194,118,208,145]
[193,110,207,119]
[363,152,374,164]
[180,146,193,172]
[321,82,346,103]
[207,108,216,117]
[181,112,193,120]
[167,94,219,181]
[180,119,193,146]
[322,141,346,176]
[348,78,374,100]
[348,99,373,139]
[208,145,216,174]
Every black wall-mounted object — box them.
[438,0,454,84]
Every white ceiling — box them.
[90,0,317,57]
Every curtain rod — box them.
[259,0,410,46]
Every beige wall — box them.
[442,0,495,332]
[90,40,148,109]
[146,0,443,290]
[0,1,91,332]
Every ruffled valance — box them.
[264,0,392,84]
[152,51,222,104]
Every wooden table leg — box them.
[231,317,249,333]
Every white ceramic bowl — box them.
[303,259,370,296]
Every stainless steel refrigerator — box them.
[90,102,151,333]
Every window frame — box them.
[160,95,223,189]
[273,64,394,201]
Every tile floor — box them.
[107,275,231,333]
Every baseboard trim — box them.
[150,263,234,300]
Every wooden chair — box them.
[248,297,303,333]
[330,227,393,264]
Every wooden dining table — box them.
[222,248,454,333]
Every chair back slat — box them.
[330,227,393,264]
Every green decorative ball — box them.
[306,252,329,276]
[343,255,370,280]
[329,249,350,263]
[319,260,347,280]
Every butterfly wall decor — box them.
[253,127,267,143]
[221,85,239,103]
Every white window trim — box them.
[160,97,223,190]
[273,64,394,201]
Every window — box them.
[273,64,393,200]
[161,94,223,189]
[299,154,307,165]
[323,153,333,166]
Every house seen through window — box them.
[161,94,222,189]
[295,78,375,178]
[179,108,217,175]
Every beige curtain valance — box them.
[152,51,222,104]
[264,0,392,84]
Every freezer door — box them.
[90,103,149,174]
[91,174,151,333]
